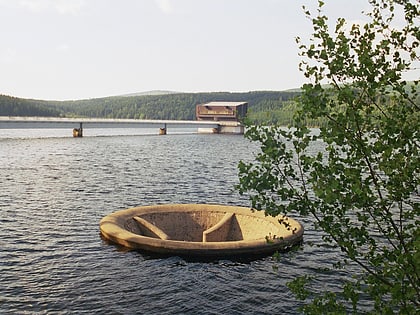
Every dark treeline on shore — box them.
[0,90,301,125]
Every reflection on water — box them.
[1,130,354,314]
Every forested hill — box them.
[0,90,301,125]
[0,95,62,117]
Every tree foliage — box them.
[237,0,419,313]
[0,95,62,117]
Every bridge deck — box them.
[0,116,241,129]
[0,116,244,135]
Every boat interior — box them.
[124,211,281,242]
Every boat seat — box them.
[133,216,169,240]
[202,213,235,242]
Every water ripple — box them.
[0,133,356,314]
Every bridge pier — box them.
[73,123,83,137]
[159,123,167,135]
[197,124,244,134]
[218,124,244,134]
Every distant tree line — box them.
[0,95,62,117]
[0,91,301,125]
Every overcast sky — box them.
[0,0,376,100]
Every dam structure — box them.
[196,101,247,134]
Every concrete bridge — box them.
[0,116,244,136]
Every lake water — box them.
[1,129,354,314]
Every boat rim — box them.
[100,203,304,256]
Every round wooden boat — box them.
[100,204,304,257]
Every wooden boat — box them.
[100,204,303,258]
